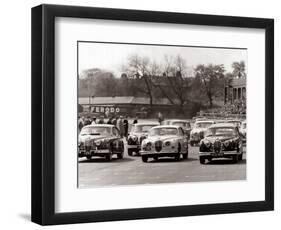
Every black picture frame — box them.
[31,4,274,225]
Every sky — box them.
[78,42,247,77]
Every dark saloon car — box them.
[127,122,158,156]
[78,124,124,161]
[198,123,243,164]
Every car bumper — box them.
[127,144,140,150]
[78,149,111,157]
[199,150,239,158]
[140,149,179,157]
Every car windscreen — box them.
[226,121,241,126]
[172,122,191,129]
[131,125,156,133]
[205,127,236,137]
[149,128,178,136]
[80,127,111,135]
[194,122,213,128]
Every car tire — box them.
[182,146,188,159]
[190,141,194,147]
[142,156,148,162]
[238,154,243,161]
[199,156,205,164]
[128,149,133,156]
[174,153,181,161]
[86,156,92,160]
[117,143,124,159]
[117,152,124,159]
[232,155,238,163]
[105,152,112,161]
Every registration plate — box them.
[212,152,224,157]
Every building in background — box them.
[224,77,246,104]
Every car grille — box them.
[127,138,137,145]
[213,140,221,153]
[155,140,162,152]
[85,145,91,151]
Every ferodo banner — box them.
[90,106,120,114]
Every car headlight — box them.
[204,140,211,147]
[224,140,230,147]
[146,142,152,150]
[95,140,101,146]
[165,141,171,146]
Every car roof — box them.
[225,119,241,122]
[195,120,215,124]
[209,123,237,129]
[83,124,114,128]
[133,122,159,126]
[151,125,180,129]
[165,119,190,123]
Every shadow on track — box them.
[79,157,135,163]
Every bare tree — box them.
[124,54,154,107]
[161,55,190,110]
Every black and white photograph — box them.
[77,41,247,188]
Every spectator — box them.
[123,116,129,138]
[158,112,164,125]
[107,117,113,124]
[98,116,104,124]
[112,116,117,126]
[78,116,84,132]
[91,117,97,125]
[119,116,125,137]
[133,116,138,124]
[84,116,91,126]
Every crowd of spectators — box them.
[78,115,139,138]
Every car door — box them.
[112,127,121,150]
[178,127,188,151]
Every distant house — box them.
[224,77,246,104]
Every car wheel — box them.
[128,149,133,156]
[117,152,124,159]
[199,156,206,164]
[117,143,124,159]
[142,156,148,162]
[190,141,194,147]
[86,156,92,160]
[182,146,188,159]
[238,154,243,161]
[182,153,188,159]
[232,155,238,163]
[105,152,112,161]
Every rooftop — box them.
[79,96,176,105]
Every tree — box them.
[124,54,154,107]
[194,64,225,108]
[161,55,190,110]
[232,61,246,78]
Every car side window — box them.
[178,127,184,136]
[113,127,120,136]
[235,127,239,136]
